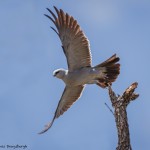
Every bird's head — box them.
[53,69,67,79]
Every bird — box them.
[39,6,120,134]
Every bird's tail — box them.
[93,54,120,88]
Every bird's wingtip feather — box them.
[38,122,53,134]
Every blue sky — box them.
[0,0,150,149]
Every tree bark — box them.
[108,82,139,150]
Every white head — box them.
[53,68,67,79]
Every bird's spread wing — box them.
[45,6,92,71]
[39,85,84,134]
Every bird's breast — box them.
[63,67,96,86]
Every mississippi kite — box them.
[39,6,120,134]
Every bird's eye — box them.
[56,71,59,74]
[54,71,59,76]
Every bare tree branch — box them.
[104,103,114,115]
[108,82,139,150]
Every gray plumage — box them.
[39,6,120,134]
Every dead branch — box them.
[108,82,139,150]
